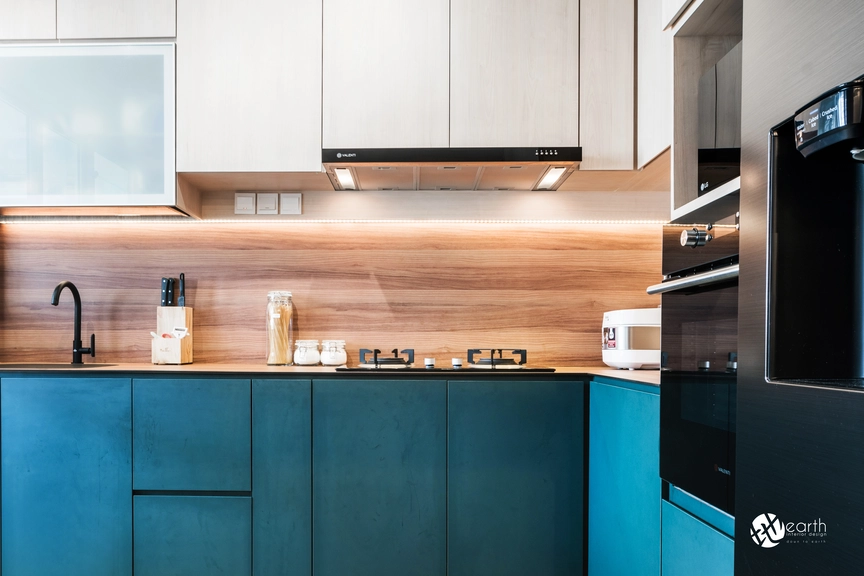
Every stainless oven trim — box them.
[646,264,739,295]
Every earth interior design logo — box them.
[751,513,828,547]
[751,513,786,548]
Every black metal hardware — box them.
[51,280,96,364]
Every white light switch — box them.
[234,192,256,215]
[280,193,302,215]
[257,192,279,215]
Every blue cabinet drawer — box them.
[134,495,251,576]
[661,500,733,576]
[133,378,251,491]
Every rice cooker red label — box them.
[603,327,617,349]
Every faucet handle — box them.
[79,334,96,358]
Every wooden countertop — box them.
[557,367,660,386]
[0,363,661,386]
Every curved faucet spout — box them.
[51,281,94,364]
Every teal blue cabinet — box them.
[448,379,584,576]
[134,495,252,576]
[312,379,447,576]
[1,377,132,576]
[661,500,733,576]
[133,378,251,491]
[252,379,312,576]
[589,378,660,576]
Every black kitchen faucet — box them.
[51,280,95,364]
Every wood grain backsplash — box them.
[0,222,661,366]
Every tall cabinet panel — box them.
[449,0,579,147]
[312,379,447,576]
[580,0,635,170]
[588,379,661,576]
[57,0,175,39]
[323,0,449,149]
[448,379,584,576]
[252,379,312,576]
[1,377,132,576]
[177,0,322,172]
[637,0,673,168]
[0,0,55,39]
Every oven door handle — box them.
[646,264,739,295]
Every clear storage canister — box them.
[294,340,321,366]
[266,291,293,365]
[321,340,347,366]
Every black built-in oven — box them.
[649,224,739,515]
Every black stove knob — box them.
[726,352,738,373]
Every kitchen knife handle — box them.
[177,273,185,307]
[161,277,168,306]
[166,277,175,306]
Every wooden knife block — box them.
[151,307,193,364]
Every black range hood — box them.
[322,146,582,191]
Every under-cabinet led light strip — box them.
[0,218,669,225]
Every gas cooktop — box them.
[334,348,556,372]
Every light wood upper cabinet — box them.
[662,0,694,29]
[670,0,742,218]
[57,0,175,39]
[0,0,55,40]
[177,0,322,172]
[580,0,634,170]
[323,0,449,149]
[449,0,579,148]
[638,0,673,168]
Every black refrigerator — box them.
[738,2,864,573]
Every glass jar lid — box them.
[322,339,346,347]
[267,290,293,299]
[295,340,319,347]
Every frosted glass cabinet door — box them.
[0,44,175,207]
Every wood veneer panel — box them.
[558,149,670,192]
[0,223,661,366]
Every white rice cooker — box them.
[602,308,661,370]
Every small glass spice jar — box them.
[266,291,293,365]
[320,340,348,366]
[294,340,321,366]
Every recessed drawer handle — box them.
[646,264,739,295]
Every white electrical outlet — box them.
[234,192,256,215]
[280,193,302,215]
[257,193,279,215]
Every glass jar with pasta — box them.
[266,291,294,365]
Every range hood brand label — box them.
[335,152,357,159]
